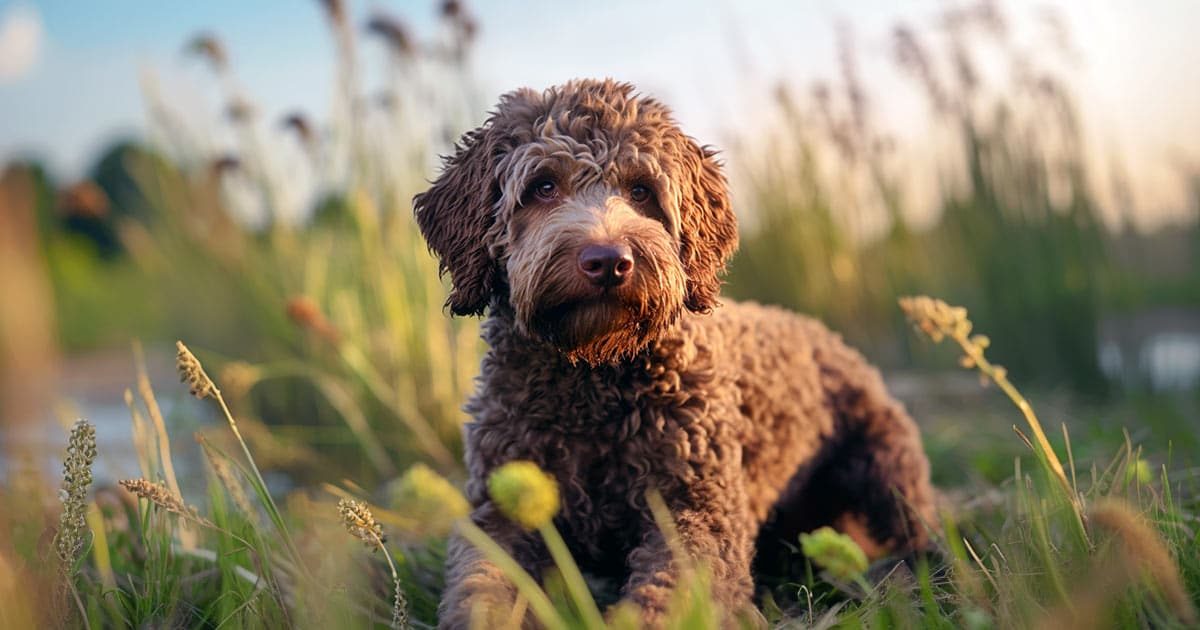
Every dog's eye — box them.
[629,184,652,203]
[531,180,558,202]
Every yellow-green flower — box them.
[388,463,470,536]
[1124,458,1153,485]
[799,526,868,582]
[487,461,560,530]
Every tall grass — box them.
[3,297,1194,628]
[2,1,1198,628]
[100,3,488,481]
[726,7,1115,393]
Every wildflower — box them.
[55,419,97,570]
[487,461,559,531]
[338,498,387,547]
[286,295,341,345]
[1124,458,1153,485]
[799,526,868,582]
[388,463,469,536]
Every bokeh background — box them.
[1,0,1197,518]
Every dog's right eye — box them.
[530,180,558,202]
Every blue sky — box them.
[2,1,1198,228]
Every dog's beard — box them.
[514,257,686,366]
[529,292,677,365]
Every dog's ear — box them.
[413,124,501,316]
[677,142,738,313]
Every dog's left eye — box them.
[629,184,652,203]
[530,180,558,202]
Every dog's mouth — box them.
[530,293,631,346]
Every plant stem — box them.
[538,523,606,630]
[458,521,569,630]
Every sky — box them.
[1,0,1198,231]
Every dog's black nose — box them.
[578,243,634,287]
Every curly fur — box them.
[415,79,936,628]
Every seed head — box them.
[184,33,228,71]
[1090,499,1196,624]
[799,526,868,582]
[899,295,973,343]
[487,461,560,531]
[176,341,218,399]
[120,478,209,524]
[366,12,415,58]
[55,419,97,569]
[338,498,386,548]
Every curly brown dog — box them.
[414,79,936,628]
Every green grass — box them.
[2,2,1198,628]
[3,299,1196,628]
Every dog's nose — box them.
[578,243,635,287]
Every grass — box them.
[1,1,1198,628]
[1,297,1196,628]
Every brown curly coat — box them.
[414,79,936,628]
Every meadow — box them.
[1,1,1197,628]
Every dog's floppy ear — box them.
[677,142,738,313]
[413,124,501,316]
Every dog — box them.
[414,79,936,628]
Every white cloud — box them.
[0,4,43,82]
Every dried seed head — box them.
[184,33,228,71]
[319,0,348,29]
[205,449,256,519]
[55,419,97,569]
[799,526,868,582]
[338,499,386,548]
[210,155,242,177]
[1090,499,1197,624]
[899,295,974,342]
[119,478,208,524]
[281,112,315,147]
[225,98,257,124]
[487,461,560,531]
[176,341,218,399]
[366,12,415,58]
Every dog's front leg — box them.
[622,487,757,628]
[439,503,545,629]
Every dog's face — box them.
[414,79,737,365]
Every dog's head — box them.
[414,79,737,365]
